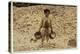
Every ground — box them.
[12,3,77,52]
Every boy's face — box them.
[44,11,50,17]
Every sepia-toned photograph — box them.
[9,2,77,52]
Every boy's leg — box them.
[40,28,45,47]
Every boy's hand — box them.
[51,30,56,34]
[51,30,54,33]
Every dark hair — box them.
[44,9,50,13]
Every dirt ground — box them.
[13,3,77,52]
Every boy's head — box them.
[44,9,50,17]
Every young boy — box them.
[39,9,56,45]
[31,9,56,46]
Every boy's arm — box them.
[50,19,56,35]
[39,19,43,31]
[50,19,53,32]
